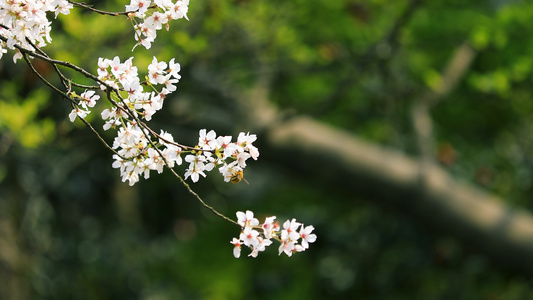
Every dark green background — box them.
[1,0,533,298]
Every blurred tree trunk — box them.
[191,55,533,276]
[266,114,533,276]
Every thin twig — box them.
[77,117,122,156]
[69,82,101,90]
[136,119,239,226]
[24,35,71,90]
[68,1,131,16]
[167,163,240,226]
[143,125,208,152]
[23,53,120,155]
[22,53,71,101]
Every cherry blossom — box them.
[240,226,260,247]
[125,0,151,15]
[78,90,100,109]
[199,129,217,150]
[230,238,243,258]
[237,210,260,227]
[249,237,272,258]
[262,216,279,239]
[282,218,301,242]
[299,225,317,249]
[68,106,90,122]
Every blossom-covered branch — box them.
[0,0,316,258]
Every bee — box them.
[230,170,249,184]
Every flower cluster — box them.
[68,56,259,186]
[68,90,101,122]
[126,0,190,50]
[230,210,317,258]
[188,129,259,183]
[97,56,180,123]
[0,0,73,62]
[110,126,259,186]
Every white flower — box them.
[109,56,127,78]
[281,219,301,242]
[53,0,74,17]
[184,165,206,182]
[236,152,251,168]
[249,237,272,258]
[134,156,152,179]
[154,0,173,9]
[145,11,166,30]
[79,90,100,109]
[113,123,142,149]
[147,56,168,84]
[69,107,90,122]
[185,154,206,172]
[230,238,242,258]
[238,132,259,160]
[132,35,153,50]
[147,148,165,173]
[125,0,151,15]
[97,57,110,78]
[239,226,260,247]
[0,0,72,60]
[198,129,217,150]
[170,0,189,21]
[203,154,216,172]
[167,58,181,79]
[123,78,142,96]
[278,240,295,257]
[163,76,179,92]
[237,132,257,145]
[165,146,183,166]
[236,210,259,228]
[262,216,279,239]
[216,135,238,159]
[299,225,317,249]
[112,154,126,172]
[122,170,140,186]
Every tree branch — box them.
[411,42,477,185]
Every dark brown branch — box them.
[0,35,107,88]
[77,116,121,156]
[23,53,120,156]
[22,53,70,100]
[23,33,70,90]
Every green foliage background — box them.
[1,0,533,299]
